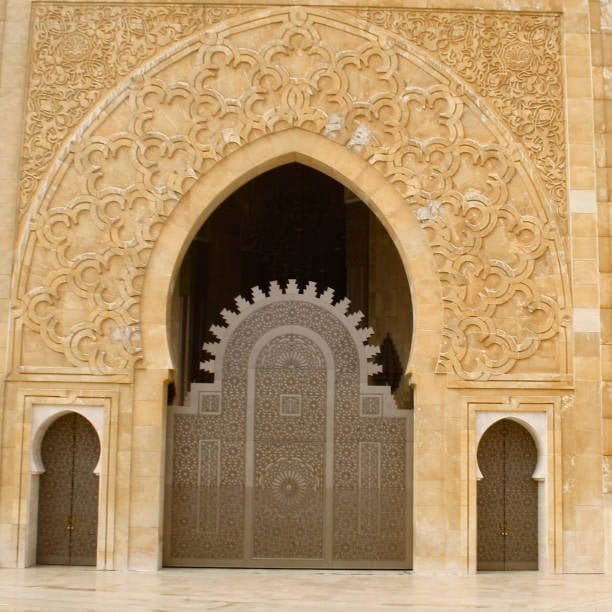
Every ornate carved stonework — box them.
[21,4,564,222]
[21,3,249,211]
[14,6,569,380]
[353,9,564,220]
[165,281,408,567]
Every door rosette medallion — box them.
[261,456,319,517]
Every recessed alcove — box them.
[165,162,414,568]
[170,163,414,408]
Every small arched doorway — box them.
[477,419,538,571]
[36,413,100,566]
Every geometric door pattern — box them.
[477,418,538,570]
[36,413,100,566]
[165,281,409,568]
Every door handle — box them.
[65,516,75,532]
[499,522,508,537]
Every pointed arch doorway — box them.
[164,162,414,568]
[36,413,100,566]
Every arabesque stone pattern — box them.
[0,0,608,575]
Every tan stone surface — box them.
[0,0,607,575]
[3,566,612,610]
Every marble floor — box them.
[0,567,612,611]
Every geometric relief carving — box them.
[20,4,249,214]
[361,396,382,418]
[17,7,569,381]
[358,442,381,536]
[197,440,220,534]
[253,332,326,560]
[22,5,564,226]
[166,281,408,567]
[354,9,565,223]
[279,394,302,417]
[198,393,221,416]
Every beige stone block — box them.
[573,237,598,259]
[598,200,611,235]
[574,411,602,437]
[134,371,167,403]
[600,237,612,272]
[567,103,594,135]
[602,343,612,375]
[570,143,596,167]
[132,425,163,453]
[132,401,163,427]
[130,479,162,528]
[572,212,598,237]
[602,309,612,343]
[590,0,603,31]
[574,284,600,307]
[574,259,600,284]
[574,307,601,332]
[575,331,600,356]
[603,382,612,417]
[0,523,18,567]
[565,10,590,33]
[601,273,612,307]
[570,165,595,189]
[569,121,597,144]
[567,76,593,99]
[604,32,612,66]
[593,67,605,101]
[604,420,612,455]
[576,427,601,454]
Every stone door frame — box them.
[468,399,562,574]
[143,130,442,568]
[16,394,118,570]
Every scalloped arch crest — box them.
[200,280,382,383]
[13,6,570,382]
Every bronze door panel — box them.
[477,419,537,571]
[37,413,100,566]
[165,289,409,568]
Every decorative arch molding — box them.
[11,6,570,383]
[475,411,546,482]
[142,129,441,386]
[30,405,104,475]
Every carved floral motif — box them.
[15,8,569,380]
[21,5,565,223]
[21,3,248,211]
[353,9,565,221]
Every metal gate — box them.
[164,282,410,568]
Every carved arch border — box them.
[11,6,571,383]
[143,129,442,388]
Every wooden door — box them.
[36,413,100,566]
[477,419,538,570]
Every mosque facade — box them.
[0,0,610,573]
